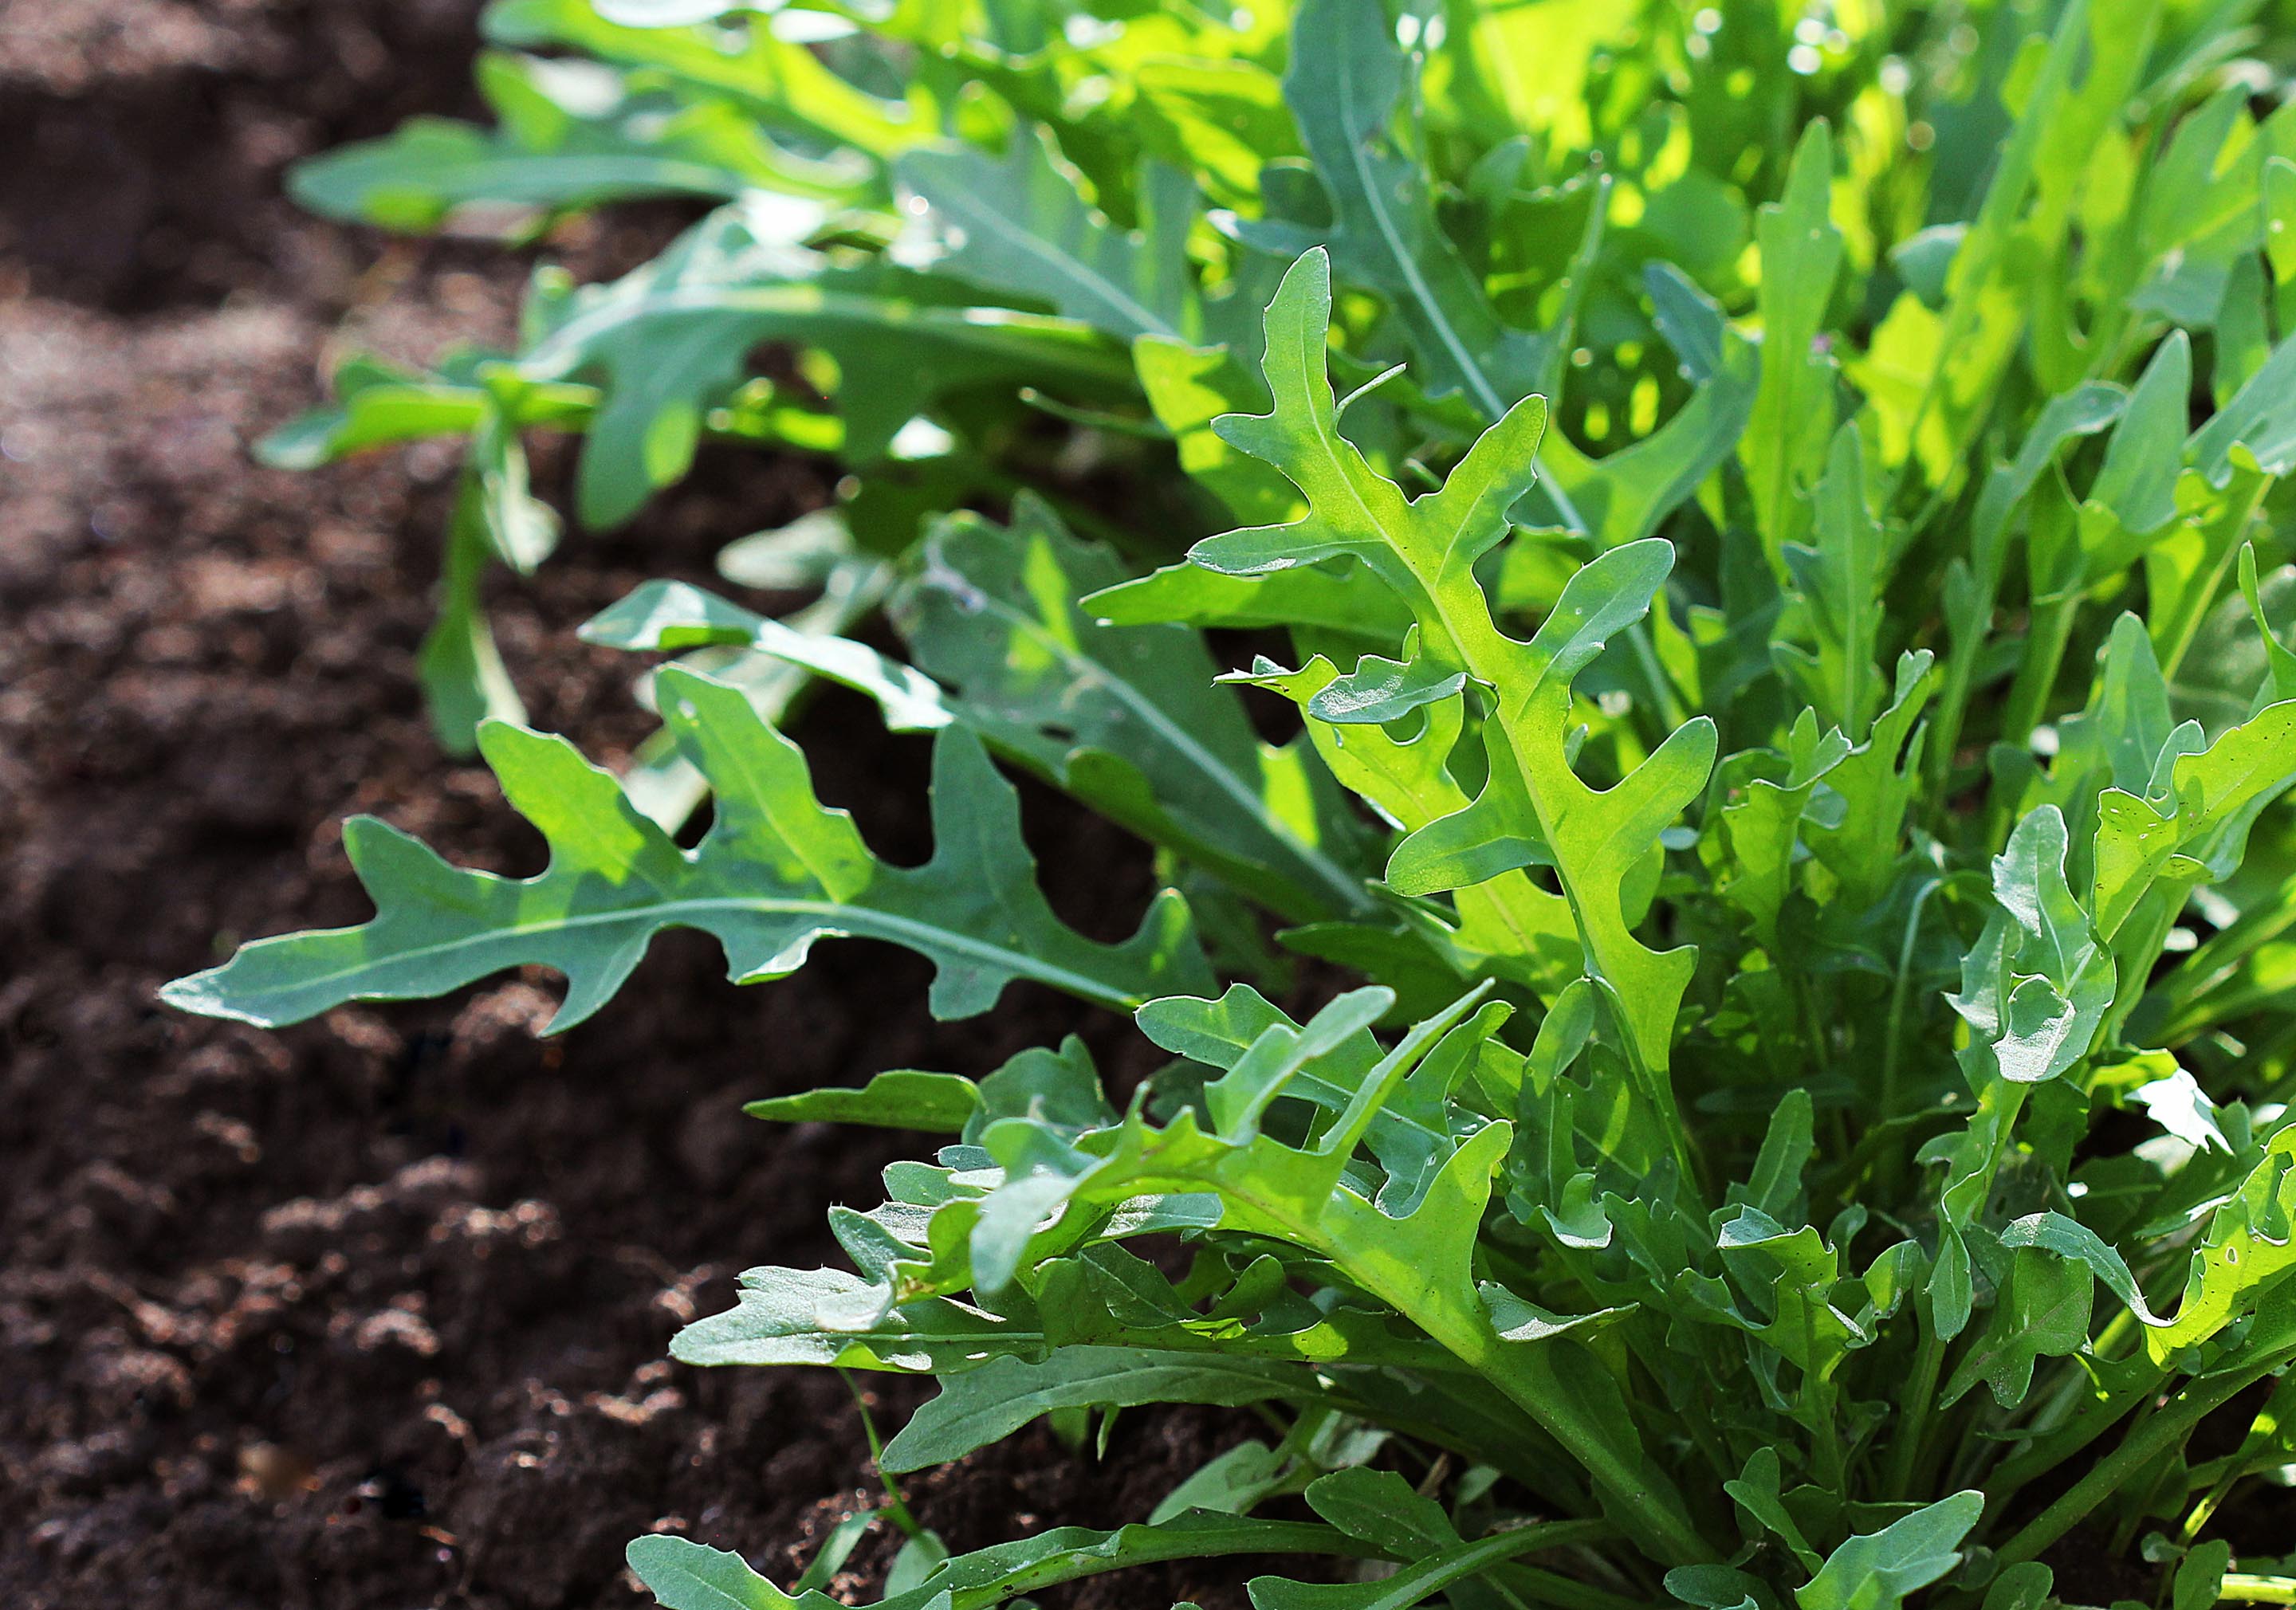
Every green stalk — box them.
[1398,1283,1719,1568]
[1493,1559,1659,1610]
[1877,876,1943,1178]
[1303,1522,1621,1610]
[1999,589,2081,759]
[1886,1317,1948,1501]
[2156,473,2276,681]
[1925,577,1999,818]
[1992,1357,2294,1569]
[973,1519,1390,1608]
[1987,1357,2168,1496]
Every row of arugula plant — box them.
[165,0,2296,1604]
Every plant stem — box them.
[1989,1357,2168,1495]
[1887,1317,1948,1502]
[840,1367,926,1539]
[1338,1523,1628,1610]
[1878,875,1941,1138]
[2156,473,2277,681]
[1999,588,2080,754]
[1992,1359,2291,1569]
[1494,1559,1657,1610]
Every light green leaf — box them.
[670,1265,1022,1372]
[1794,1492,1983,1610]
[898,130,1197,341]
[744,1070,983,1133]
[1278,0,1538,415]
[1743,121,1842,572]
[517,204,1130,525]
[880,1347,1317,1471]
[1201,252,1715,1074]
[163,669,1209,1028]
[1777,426,1888,742]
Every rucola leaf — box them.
[514,203,1132,527]
[896,129,1199,343]
[628,1513,1380,1610]
[894,500,1376,922]
[1794,1492,1983,1610]
[879,985,1715,1565]
[1274,0,1539,416]
[1742,121,1842,572]
[1197,249,1715,1074]
[289,50,867,232]
[1775,426,1888,743]
[588,500,1378,923]
[163,668,1209,1029]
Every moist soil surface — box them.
[0,5,1247,1604]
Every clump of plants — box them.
[169,0,2296,1604]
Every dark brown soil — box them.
[0,6,1243,1606]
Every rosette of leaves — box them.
[172,0,2296,1607]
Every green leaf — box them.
[2175,1541,2233,1610]
[2091,698,2296,941]
[914,993,1713,1564]
[1940,1245,2094,1408]
[897,130,1198,341]
[517,204,1131,526]
[1149,1440,1292,1524]
[1246,1522,1602,1610]
[670,1265,1024,1372]
[581,579,952,734]
[1724,1448,1823,1573]
[895,498,1375,922]
[1712,711,1853,952]
[629,1537,829,1610]
[1794,1492,1983,1610]
[881,1347,1318,1471]
[1126,335,1302,526]
[598,502,1379,922]
[1539,265,1759,553]
[744,1070,982,1132]
[289,53,861,233]
[1956,806,2114,1086]
[1776,426,1888,742]
[1301,1468,1460,1557]
[1201,251,1716,1074]
[1134,57,1300,208]
[163,668,1209,1028]
[630,1513,1379,1610]
[489,0,922,162]
[2242,543,2296,705]
[1277,0,1538,415]
[254,353,585,469]
[1743,121,1842,572]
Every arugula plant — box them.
[176,0,2296,1606]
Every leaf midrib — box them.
[214,893,1142,1015]
[915,165,1181,342]
[521,284,1135,385]
[1330,40,1503,420]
